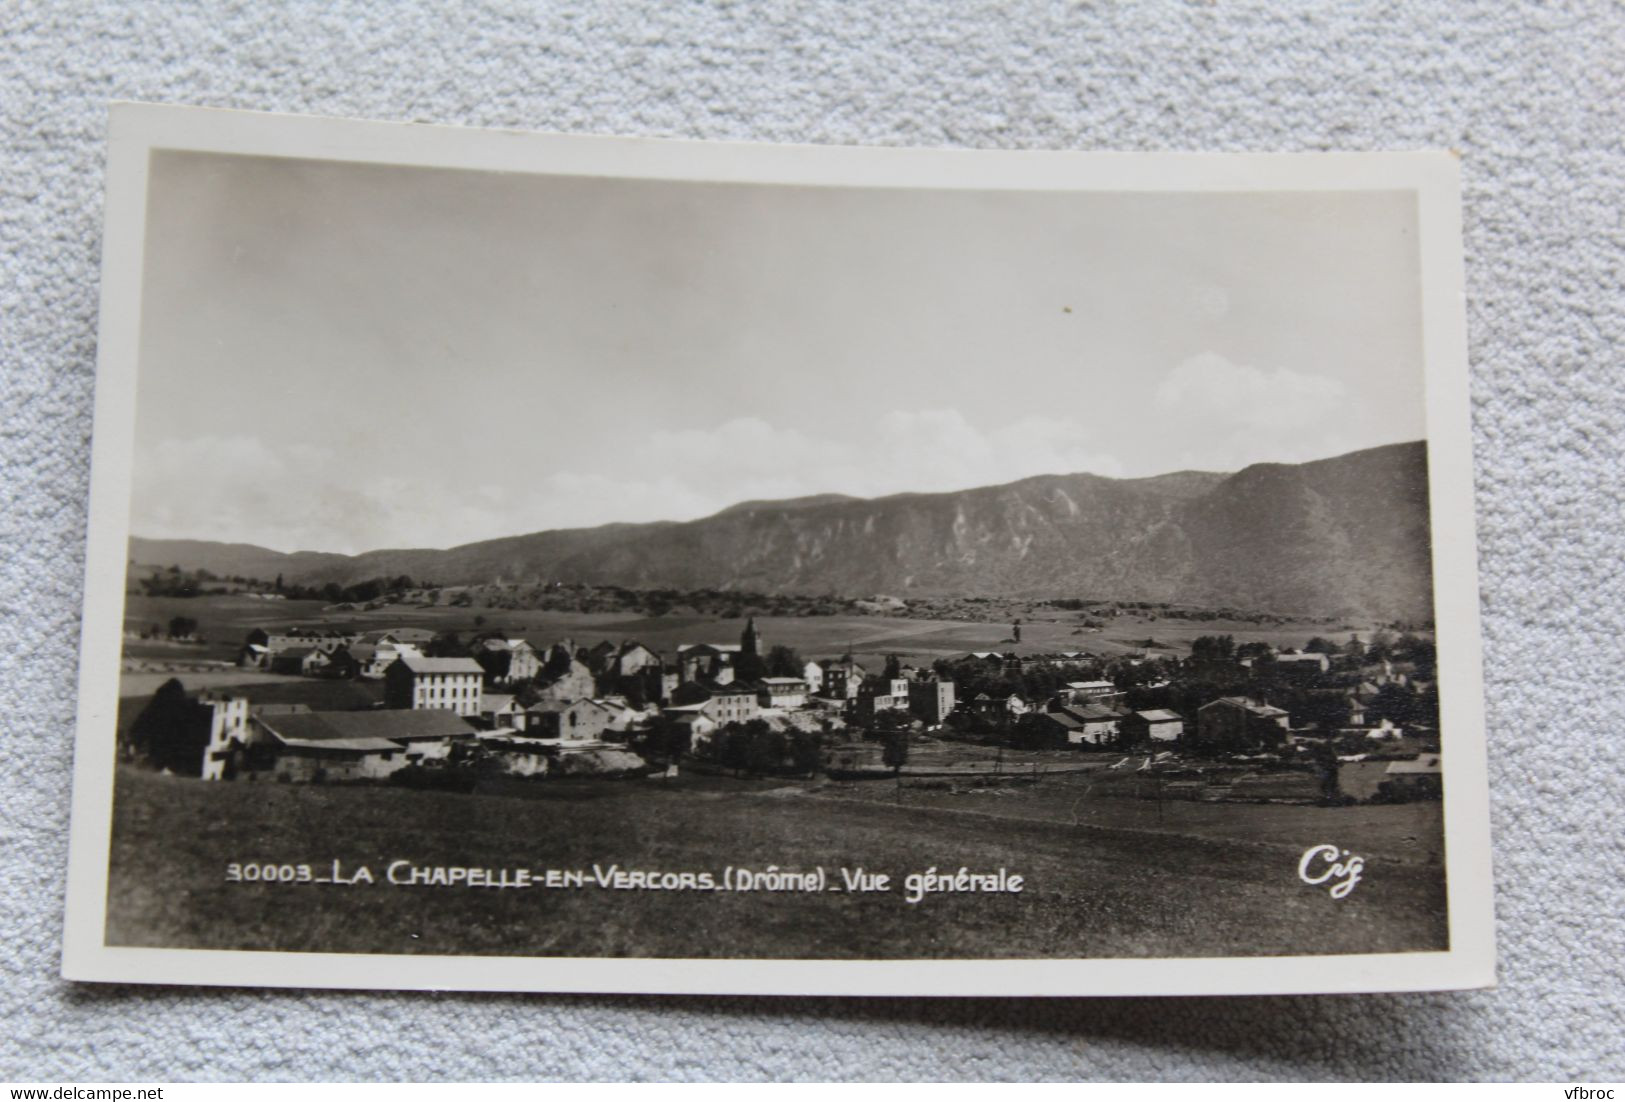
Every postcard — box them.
[61,103,1494,995]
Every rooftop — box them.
[278,736,403,754]
[1386,755,1442,774]
[1208,696,1290,717]
[1068,702,1125,721]
[396,654,484,675]
[256,709,477,745]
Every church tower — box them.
[741,616,762,658]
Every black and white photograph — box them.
[61,104,1492,996]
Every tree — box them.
[1305,636,1341,655]
[473,646,511,683]
[1011,712,1061,750]
[1012,620,1022,644]
[664,721,694,764]
[1310,739,1342,800]
[1189,635,1236,668]
[128,677,205,774]
[870,708,915,735]
[1366,629,1397,662]
[167,616,198,639]
[765,645,804,678]
[733,650,768,683]
[635,716,693,766]
[425,630,465,658]
[1371,683,1418,727]
[881,727,909,775]
[1415,682,1441,733]
[788,729,824,775]
[723,725,752,776]
[744,725,786,776]
[1300,691,1355,734]
[882,654,902,680]
[1397,633,1437,669]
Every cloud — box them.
[132,411,1124,553]
[131,435,522,554]
[1152,351,1349,470]
[134,370,1358,554]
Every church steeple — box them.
[741,616,762,657]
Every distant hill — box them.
[130,441,1435,619]
[126,539,354,584]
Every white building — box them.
[199,693,250,781]
[385,654,485,717]
[757,677,808,710]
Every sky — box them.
[131,150,1426,554]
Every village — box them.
[123,609,1443,806]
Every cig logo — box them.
[1298,844,1364,899]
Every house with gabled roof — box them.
[676,642,739,684]
[608,641,661,680]
[532,649,597,703]
[1030,710,1086,745]
[1275,651,1332,679]
[1195,696,1291,751]
[479,692,527,730]
[757,677,808,710]
[475,637,541,683]
[670,680,760,726]
[1055,701,1125,746]
[384,653,485,716]
[524,698,612,743]
[354,627,436,648]
[1064,680,1119,701]
[269,645,327,676]
[1381,754,1442,799]
[233,707,478,780]
[1121,708,1185,745]
[821,658,866,700]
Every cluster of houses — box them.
[202,618,962,783]
[946,632,1436,759]
[192,620,1437,788]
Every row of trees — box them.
[127,616,201,641]
[636,718,827,777]
[134,564,431,606]
[928,656,1118,707]
[275,575,425,605]
[629,713,908,780]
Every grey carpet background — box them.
[2,0,1621,1082]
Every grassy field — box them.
[105,767,1447,959]
[118,669,311,698]
[125,592,1389,670]
[821,773,1447,865]
[124,594,334,662]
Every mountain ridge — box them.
[129,441,1434,618]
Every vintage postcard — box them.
[61,103,1494,995]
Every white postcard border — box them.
[61,102,1495,996]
